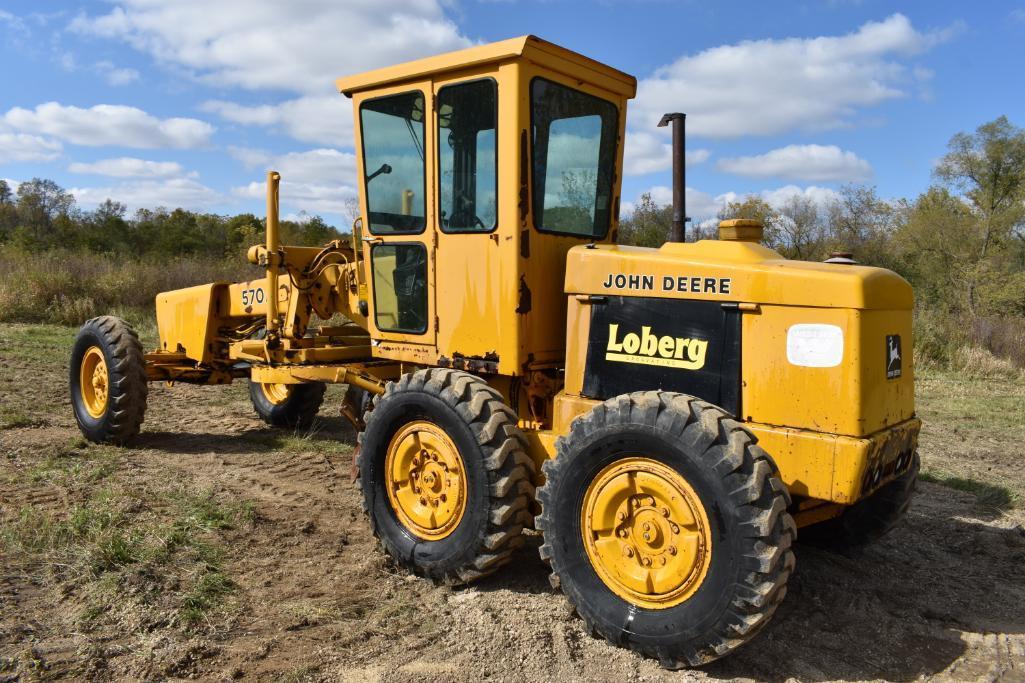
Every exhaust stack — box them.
[657,112,689,243]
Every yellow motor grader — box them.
[70,36,919,667]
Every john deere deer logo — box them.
[886,335,902,379]
[606,324,709,370]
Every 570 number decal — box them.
[240,287,265,307]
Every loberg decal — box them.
[605,324,708,370]
[583,296,741,415]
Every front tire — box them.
[70,316,148,445]
[536,392,796,668]
[358,369,535,585]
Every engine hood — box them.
[565,241,912,311]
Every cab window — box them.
[371,243,428,333]
[360,91,426,234]
[437,79,497,232]
[530,78,618,238]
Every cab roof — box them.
[335,35,637,99]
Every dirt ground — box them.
[2,323,1024,682]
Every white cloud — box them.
[70,1,472,94]
[717,144,872,182]
[716,185,841,211]
[625,184,840,223]
[4,102,214,149]
[71,1,474,146]
[233,179,356,217]
[94,60,140,86]
[68,157,191,179]
[632,14,953,139]
[202,95,351,147]
[624,130,710,176]
[622,185,723,221]
[70,178,220,211]
[56,52,140,86]
[229,146,358,217]
[0,132,63,163]
[229,147,356,186]
[0,10,28,39]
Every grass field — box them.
[1,322,1024,681]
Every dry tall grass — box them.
[0,250,255,326]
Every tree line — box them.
[620,117,1025,367]
[0,179,342,258]
[0,117,1022,367]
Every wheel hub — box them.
[261,382,292,405]
[385,421,466,540]
[582,457,712,609]
[80,346,109,418]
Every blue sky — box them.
[1,0,1023,227]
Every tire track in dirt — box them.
[4,371,1025,681]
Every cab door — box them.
[356,82,436,345]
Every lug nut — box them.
[643,533,651,541]
[617,511,626,521]
[623,546,634,558]
[670,523,679,534]
[440,494,447,502]
[419,497,427,506]
[661,507,670,517]
[618,529,627,538]
[659,556,667,566]
[668,545,677,555]
[641,557,652,567]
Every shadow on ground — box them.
[134,416,358,455]
[473,482,1025,682]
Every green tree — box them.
[777,194,825,261]
[0,180,15,242]
[80,199,130,252]
[718,196,784,249]
[933,116,1025,312]
[618,192,671,247]
[14,178,76,250]
[892,187,979,312]
[822,185,897,268]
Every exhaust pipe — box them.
[657,112,689,243]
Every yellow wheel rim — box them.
[260,382,292,405]
[79,346,109,419]
[384,421,467,540]
[581,457,712,609]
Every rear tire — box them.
[70,316,148,445]
[248,380,325,429]
[536,391,796,668]
[802,452,919,548]
[358,368,535,585]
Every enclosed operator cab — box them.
[337,35,635,376]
